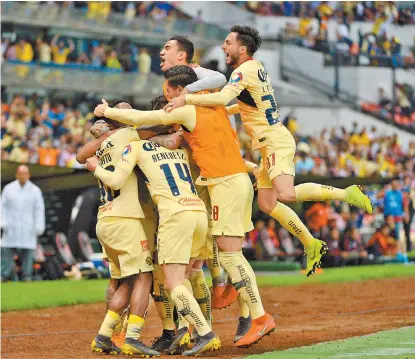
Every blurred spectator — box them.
[323,227,343,267]
[295,142,315,174]
[366,223,398,256]
[336,17,353,48]
[2,38,10,59]
[383,179,404,239]
[1,165,45,282]
[36,37,51,64]
[138,48,152,75]
[16,39,34,63]
[38,140,60,167]
[305,201,330,238]
[91,41,106,67]
[124,2,137,26]
[9,142,29,163]
[51,35,74,64]
[340,226,368,265]
[106,50,122,70]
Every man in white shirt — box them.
[1,165,45,282]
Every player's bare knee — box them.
[277,190,296,203]
[258,198,274,214]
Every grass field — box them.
[246,326,415,359]
[2,264,414,312]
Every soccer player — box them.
[78,101,158,357]
[160,36,238,312]
[165,25,373,277]
[86,127,222,357]
[93,68,276,348]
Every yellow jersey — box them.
[224,60,281,149]
[185,60,281,150]
[96,140,206,217]
[96,127,145,220]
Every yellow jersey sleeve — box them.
[94,141,139,190]
[104,106,196,131]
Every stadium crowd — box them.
[1,1,203,74]
[233,1,415,25]
[240,113,415,178]
[2,34,157,74]
[3,94,415,176]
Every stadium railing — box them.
[1,2,228,46]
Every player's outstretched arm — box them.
[95,99,196,132]
[165,87,238,112]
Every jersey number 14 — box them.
[160,163,196,196]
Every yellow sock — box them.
[270,202,315,248]
[190,269,212,327]
[295,183,346,202]
[171,284,211,337]
[125,315,145,340]
[219,251,265,319]
[152,264,175,331]
[207,238,222,284]
[176,279,193,329]
[98,310,120,338]
[237,294,250,318]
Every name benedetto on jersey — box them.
[96,127,145,220]
[117,140,206,217]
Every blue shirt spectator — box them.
[384,182,404,217]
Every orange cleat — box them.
[211,281,239,309]
[234,313,275,348]
[111,332,126,348]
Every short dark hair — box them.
[167,72,198,89]
[164,65,195,79]
[169,36,194,63]
[109,100,129,108]
[230,25,262,55]
[148,95,168,111]
[144,96,175,135]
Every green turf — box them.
[245,326,415,359]
[1,264,414,312]
[255,263,415,287]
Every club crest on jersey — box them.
[229,71,243,84]
[258,69,267,82]
[143,142,161,152]
[122,144,132,157]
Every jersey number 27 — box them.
[261,94,279,125]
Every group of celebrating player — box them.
[77,24,373,357]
